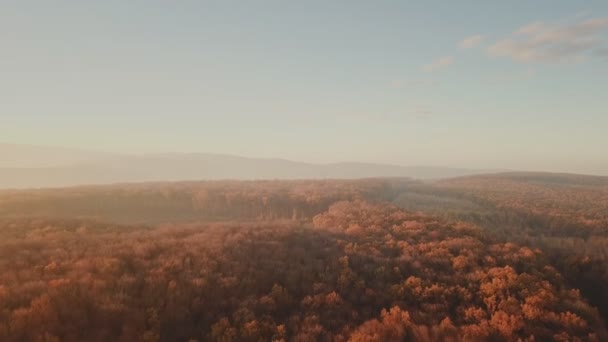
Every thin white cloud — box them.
[390,79,436,89]
[460,35,484,49]
[487,17,608,63]
[493,68,536,82]
[410,79,437,86]
[575,10,591,19]
[596,47,608,58]
[413,105,432,119]
[390,79,404,89]
[421,56,453,72]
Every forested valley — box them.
[1,173,607,341]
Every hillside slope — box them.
[0,144,497,188]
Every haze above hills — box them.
[0,143,504,189]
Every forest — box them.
[0,173,607,341]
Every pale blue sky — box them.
[2,1,608,174]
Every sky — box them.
[2,1,608,174]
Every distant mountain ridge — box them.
[0,143,501,189]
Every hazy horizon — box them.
[2,141,608,190]
[1,142,514,189]
[2,141,502,169]
[3,141,608,178]
[2,1,608,176]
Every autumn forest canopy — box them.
[1,173,608,341]
[4,1,608,341]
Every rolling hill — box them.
[0,144,498,188]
